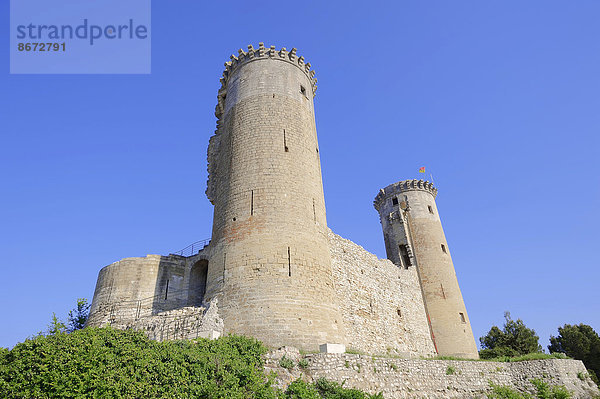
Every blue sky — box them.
[1,1,598,349]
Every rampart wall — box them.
[265,347,600,399]
[328,230,435,357]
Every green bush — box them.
[531,379,572,399]
[284,379,320,398]
[488,383,532,399]
[488,380,572,399]
[0,328,381,399]
[314,377,383,398]
[280,355,295,369]
[446,366,456,375]
[0,327,277,398]
[298,358,309,369]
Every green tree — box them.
[46,313,67,335]
[67,298,90,332]
[548,324,600,385]
[479,312,542,359]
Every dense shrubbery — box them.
[0,328,380,399]
[285,378,383,399]
[488,379,571,399]
[480,312,542,359]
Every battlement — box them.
[214,43,317,121]
[373,179,437,211]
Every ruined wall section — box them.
[328,230,436,357]
[105,298,224,342]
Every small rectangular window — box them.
[392,197,399,206]
[459,312,466,323]
[441,244,447,253]
[428,205,434,214]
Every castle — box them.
[86,43,478,359]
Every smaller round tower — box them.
[374,179,478,359]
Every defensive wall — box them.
[87,229,438,356]
[265,347,600,399]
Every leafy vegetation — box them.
[488,379,571,399]
[479,312,542,359]
[279,355,295,370]
[548,324,600,386]
[0,327,380,398]
[67,298,91,332]
[45,312,68,335]
[284,378,383,399]
[431,352,567,363]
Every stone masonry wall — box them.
[329,230,436,357]
[106,297,224,342]
[265,348,600,399]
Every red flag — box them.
[419,167,426,173]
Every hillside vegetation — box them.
[0,327,381,399]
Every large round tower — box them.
[203,43,345,350]
[374,180,478,359]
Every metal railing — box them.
[171,238,211,257]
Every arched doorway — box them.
[188,260,208,307]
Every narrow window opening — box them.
[283,129,289,152]
[441,244,447,253]
[392,197,399,206]
[250,190,254,215]
[397,309,402,317]
[428,205,434,214]
[223,253,227,283]
[399,245,412,268]
[300,85,306,96]
[165,280,169,300]
[273,93,275,98]
[440,283,446,299]
[459,312,466,323]
[313,199,316,222]
[316,147,319,153]
[232,217,236,221]
[288,247,291,277]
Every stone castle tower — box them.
[203,43,345,349]
[374,180,479,358]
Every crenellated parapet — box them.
[214,43,317,122]
[374,180,437,211]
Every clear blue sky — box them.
[1,1,598,349]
